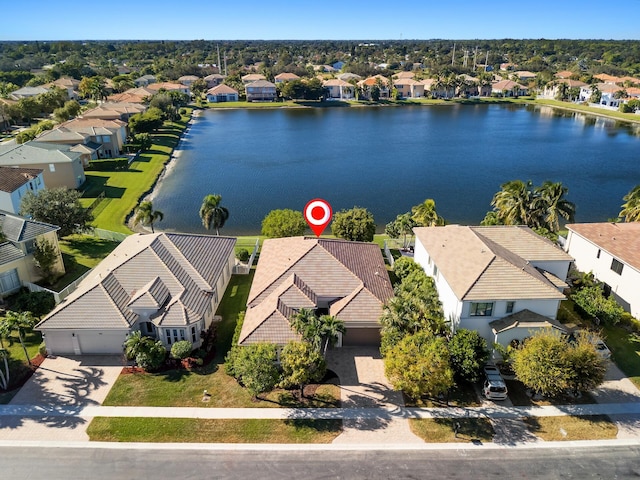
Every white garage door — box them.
[78,331,127,354]
[43,331,75,355]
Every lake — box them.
[152,104,640,235]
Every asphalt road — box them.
[2,445,640,479]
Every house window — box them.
[0,269,21,294]
[596,249,601,259]
[49,163,55,172]
[506,301,515,314]
[165,328,185,345]
[470,302,494,316]
[433,264,438,277]
[191,326,197,343]
[611,259,624,275]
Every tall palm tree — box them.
[491,180,536,227]
[620,185,640,222]
[534,181,576,232]
[199,194,229,235]
[132,200,164,233]
[290,308,322,350]
[318,314,346,354]
[4,311,37,365]
[411,199,445,227]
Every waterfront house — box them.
[491,79,528,97]
[0,167,45,214]
[541,79,587,100]
[274,73,301,83]
[323,79,355,100]
[241,73,267,85]
[178,75,200,86]
[0,141,86,189]
[413,225,571,346]
[239,237,393,347]
[245,80,277,102]
[0,211,64,298]
[204,74,226,88]
[146,82,190,96]
[37,233,236,355]
[394,78,425,99]
[206,84,239,103]
[564,222,640,319]
[357,75,391,100]
[579,83,623,109]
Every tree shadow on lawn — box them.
[61,237,120,260]
[80,176,126,199]
[153,361,219,383]
[430,416,495,444]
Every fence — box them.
[85,191,106,212]
[383,240,395,267]
[92,228,130,242]
[233,238,260,275]
[23,268,93,304]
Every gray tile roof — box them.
[36,233,235,331]
[0,241,25,266]
[0,166,42,193]
[489,309,567,334]
[0,141,83,166]
[0,211,59,243]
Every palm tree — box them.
[411,199,445,227]
[290,308,322,350]
[534,181,576,232]
[491,180,536,227]
[318,314,346,354]
[620,185,640,222]
[4,311,37,365]
[132,200,164,233]
[124,330,151,363]
[199,194,229,235]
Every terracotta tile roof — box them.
[108,87,155,103]
[240,237,393,345]
[414,226,568,301]
[206,84,238,95]
[358,75,390,87]
[594,73,621,84]
[393,71,415,79]
[567,222,640,271]
[246,80,276,88]
[0,166,42,193]
[555,70,574,79]
[242,73,266,82]
[147,82,187,92]
[323,79,352,87]
[274,73,300,81]
[559,79,587,88]
[492,79,526,91]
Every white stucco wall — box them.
[530,259,571,283]
[566,231,640,318]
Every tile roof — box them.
[492,79,526,90]
[323,79,352,87]
[147,82,188,92]
[0,241,25,266]
[240,237,393,345]
[206,84,239,95]
[413,226,567,301]
[567,222,640,271]
[246,80,276,88]
[0,166,42,193]
[81,102,146,119]
[36,233,235,331]
[274,73,300,81]
[0,211,59,243]
[0,141,83,166]
[489,309,567,334]
[241,74,266,82]
[555,70,574,79]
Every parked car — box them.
[482,364,508,401]
[594,339,611,360]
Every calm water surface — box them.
[153,104,640,235]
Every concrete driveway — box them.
[592,361,640,438]
[0,355,123,441]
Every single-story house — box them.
[9,86,49,100]
[239,237,394,347]
[146,82,190,96]
[204,74,226,88]
[0,166,45,214]
[274,73,301,83]
[413,225,572,346]
[323,79,354,100]
[245,80,277,102]
[206,84,239,103]
[564,222,640,318]
[37,232,236,355]
[0,211,64,297]
[491,80,528,97]
[0,141,87,189]
[337,73,361,82]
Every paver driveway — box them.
[0,355,122,441]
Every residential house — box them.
[36,117,127,159]
[491,79,528,97]
[0,141,86,189]
[393,71,415,80]
[357,75,391,100]
[241,73,267,85]
[593,73,622,84]
[337,73,361,83]
[393,78,424,99]
[555,70,575,80]
[108,87,155,104]
[43,77,80,99]
[274,73,301,83]
[413,225,572,346]
[541,79,587,100]
[239,237,394,347]
[0,167,45,214]
[204,74,226,88]
[564,222,640,318]
[134,75,157,87]
[419,78,454,99]
[0,211,64,298]
[245,80,277,102]
[146,82,190,96]
[178,75,200,86]
[81,102,146,122]
[514,71,537,82]
[579,83,623,108]
[206,84,239,103]
[9,86,49,100]
[36,232,236,355]
[323,79,354,100]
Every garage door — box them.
[342,328,380,346]
[78,331,127,354]
[43,331,75,355]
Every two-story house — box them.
[0,211,64,297]
[36,118,127,159]
[245,80,277,102]
[413,225,572,346]
[564,222,640,319]
[0,167,45,214]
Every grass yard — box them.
[523,415,617,441]
[409,418,494,443]
[0,330,43,404]
[81,111,191,233]
[601,325,640,389]
[87,417,342,443]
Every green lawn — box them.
[409,418,494,443]
[0,330,43,404]
[87,417,342,443]
[602,325,640,389]
[535,98,640,124]
[523,415,617,441]
[81,111,192,233]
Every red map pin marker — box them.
[304,199,332,237]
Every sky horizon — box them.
[2,1,638,42]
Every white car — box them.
[482,364,508,401]
[594,340,611,360]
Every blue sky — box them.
[2,0,638,40]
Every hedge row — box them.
[86,158,129,171]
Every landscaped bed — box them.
[87,417,342,443]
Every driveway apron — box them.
[0,355,122,441]
[326,347,422,444]
[591,361,640,438]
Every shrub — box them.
[87,158,129,171]
[10,289,55,317]
[236,248,250,262]
[572,285,625,325]
[39,342,48,357]
[393,256,421,281]
[135,341,167,371]
[170,340,192,360]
